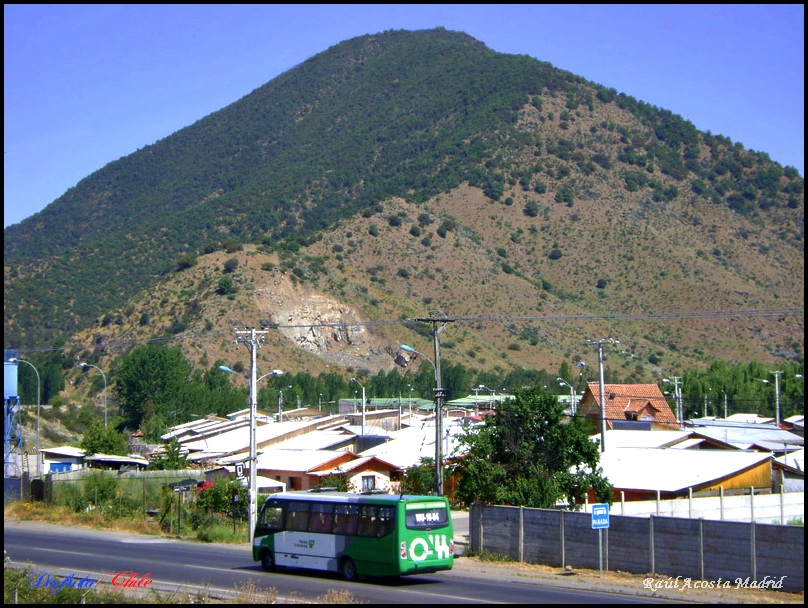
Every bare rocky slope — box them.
[67,178,803,382]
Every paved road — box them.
[6,519,662,604]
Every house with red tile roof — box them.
[577,383,679,432]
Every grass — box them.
[4,501,248,542]
[459,548,515,563]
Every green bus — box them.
[253,490,454,580]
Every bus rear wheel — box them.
[260,551,276,573]
[340,557,358,582]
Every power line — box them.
[8,308,804,357]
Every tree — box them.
[196,478,247,516]
[401,457,436,495]
[315,472,350,492]
[115,344,193,428]
[151,437,188,470]
[217,275,237,295]
[453,386,612,509]
[175,252,197,271]
[80,418,128,456]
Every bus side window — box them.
[357,505,378,537]
[333,504,358,535]
[286,502,310,531]
[377,506,395,537]
[259,505,284,531]
[308,503,334,533]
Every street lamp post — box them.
[557,377,576,416]
[223,326,282,545]
[587,339,618,452]
[704,388,712,418]
[757,371,784,427]
[350,378,366,435]
[663,377,683,424]
[10,358,40,476]
[401,343,446,495]
[77,361,107,429]
[219,360,284,544]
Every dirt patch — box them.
[451,555,803,604]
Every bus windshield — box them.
[405,501,450,529]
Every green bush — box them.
[84,472,119,505]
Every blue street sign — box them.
[592,503,610,529]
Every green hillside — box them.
[4,28,803,372]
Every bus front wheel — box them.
[260,551,276,573]
[340,557,358,582]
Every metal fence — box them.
[44,469,205,518]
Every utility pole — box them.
[771,370,783,427]
[233,327,270,545]
[411,312,455,496]
[350,378,366,436]
[588,338,618,452]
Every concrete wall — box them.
[469,503,804,593]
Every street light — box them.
[557,377,576,416]
[350,378,366,435]
[401,343,445,495]
[587,339,618,452]
[10,358,40,476]
[703,387,712,418]
[662,377,683,424]
[77,361,107,429]
[757,370,785,427]
[219,362,283,544]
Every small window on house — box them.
[361,475,376,492]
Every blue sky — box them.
[4,4,804,228]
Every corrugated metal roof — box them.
[591,429,693,449]
[273,430,353,451]
[774,448,804,472]
[596,447,771,492]
[255,449,354,472]
[692,427,803,448]
[182,419,324,454]
[41,446,86,457]
[84,453,148,466]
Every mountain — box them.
[3,28,804,379]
